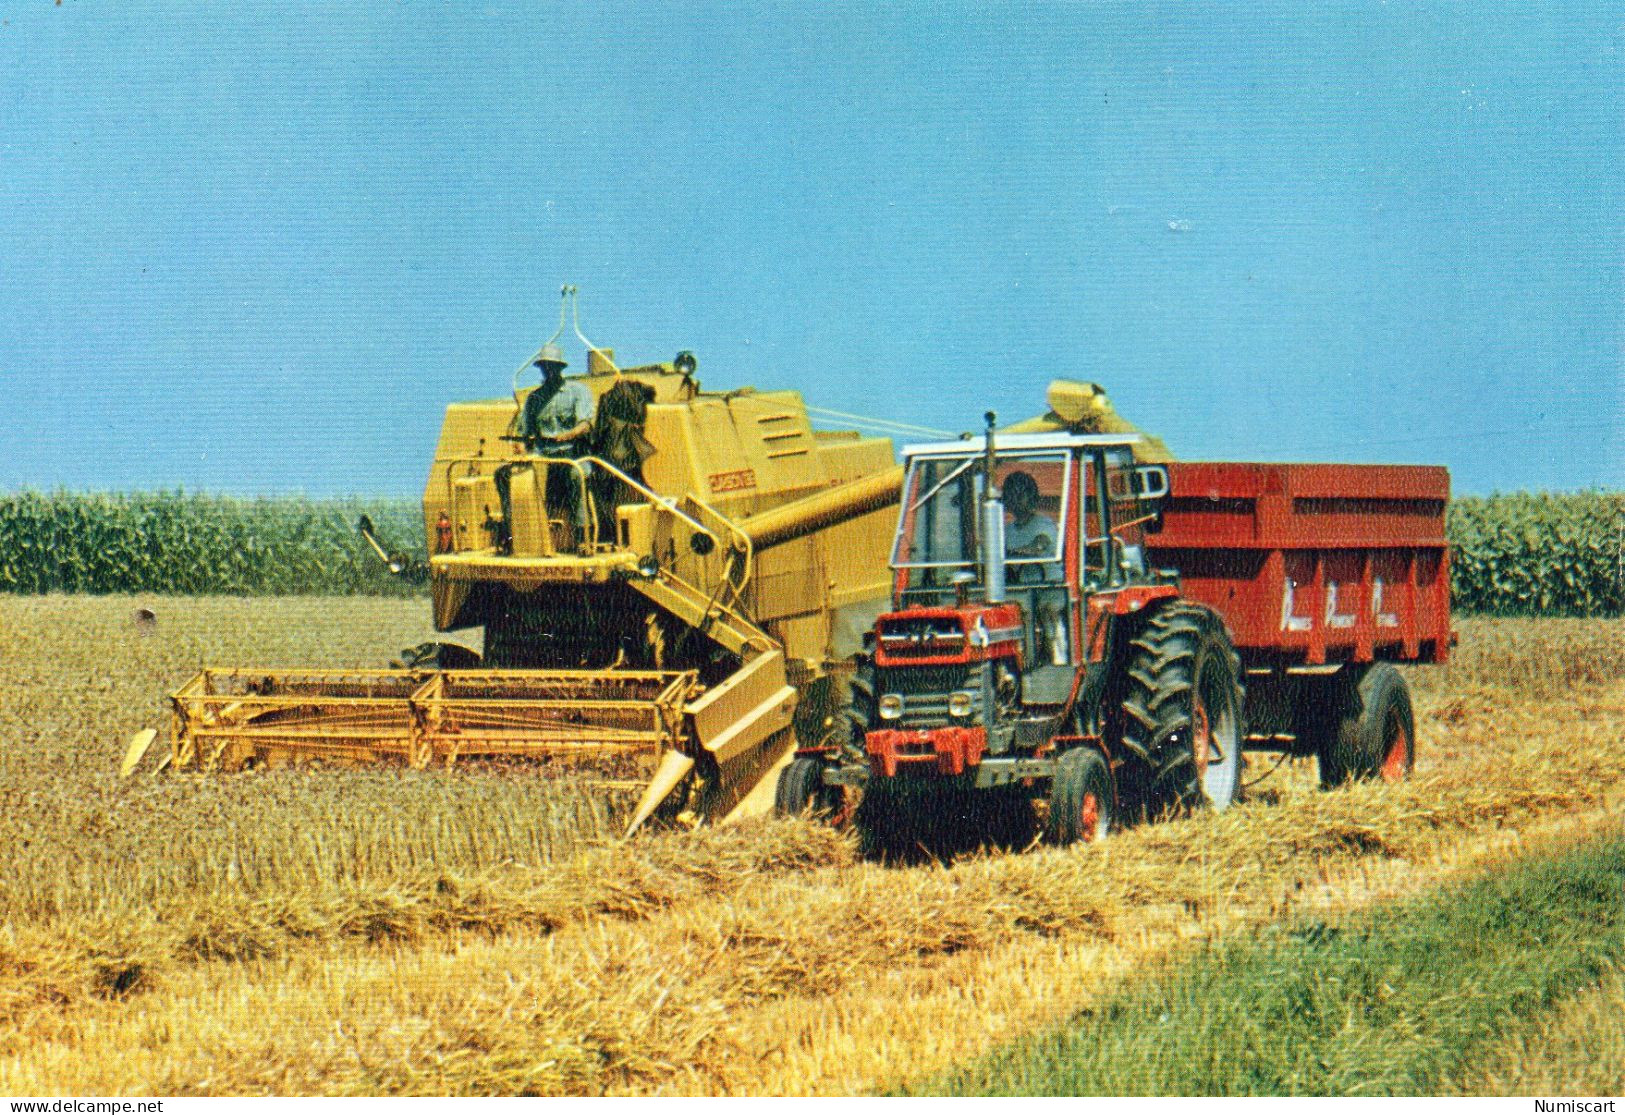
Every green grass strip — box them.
[902,830,1625,1096]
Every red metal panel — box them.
[1147,462,1451,665]
[872,603,1024,668]
[1152,462,1448,551]
[866,726,987,778]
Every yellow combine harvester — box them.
[125,291,1164,833]
[129,297,905,831]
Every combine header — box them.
[163,668,698,775]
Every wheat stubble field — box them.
[0,596,1621,1095]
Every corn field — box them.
[0,491,423,596]
[1,489,1621,615]
[1448,492,1625,617]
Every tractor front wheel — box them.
[774,756,859,826]
[1046,746,1114,845]
[1317,662,1415,787]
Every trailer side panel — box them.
[1147,462,1451,665]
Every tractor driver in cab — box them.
[494,344,597,552]
[1003,471,1061,582]
[1003,469,1069,664]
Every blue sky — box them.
[2,3,1619,496]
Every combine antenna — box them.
[511,285,587,403]
[549,284,572,347]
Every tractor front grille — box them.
[877,662,984,728]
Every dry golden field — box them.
[0,596,1621,1095]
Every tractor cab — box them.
[885,431,1171,709]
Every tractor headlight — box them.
[636,554,660,579]
[877,693,904,721]
[948,691,975,718]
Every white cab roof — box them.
[902,432,1143,457]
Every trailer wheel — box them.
[1119,603,1245,816]
[1317,663,1415,787]
[1046,746,1113,845]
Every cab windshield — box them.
[891,451,1072,588]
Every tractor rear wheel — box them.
[1046,746,1114,845]
[1317,662,1415,787]
[1118,603,1245,816]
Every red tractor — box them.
[775,413,1451,844]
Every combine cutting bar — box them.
[168,667,701,772]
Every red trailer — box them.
[779,427,1453,847]
[1150,461,1451,667]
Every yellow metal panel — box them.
[432,550,637,584]
[685,649,796,763]
[423,398,528,548]
[617,502,655,554]
[814,433,897,483]
[506,466,550,556]
[820,502,899,609]
[640,402,703,499]
[432,579,471,630]
[451,475,499,551]
[770,613,833,665]
[752,536,825,624]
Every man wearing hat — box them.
[520,343,596,457]
[494,344,597,552]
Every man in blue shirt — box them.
[1003,469,1069,664]
[494,345,597,552]
[520,344,596,457]
[1003,471,1061,582]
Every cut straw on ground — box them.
[0,600,1620,1094]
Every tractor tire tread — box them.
[1115,603,1244,817]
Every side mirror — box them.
[1131,465,1169,500]
[1133,466,1168,534]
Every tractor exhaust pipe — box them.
[980,411,1006,604]
[978,411,1007,750]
